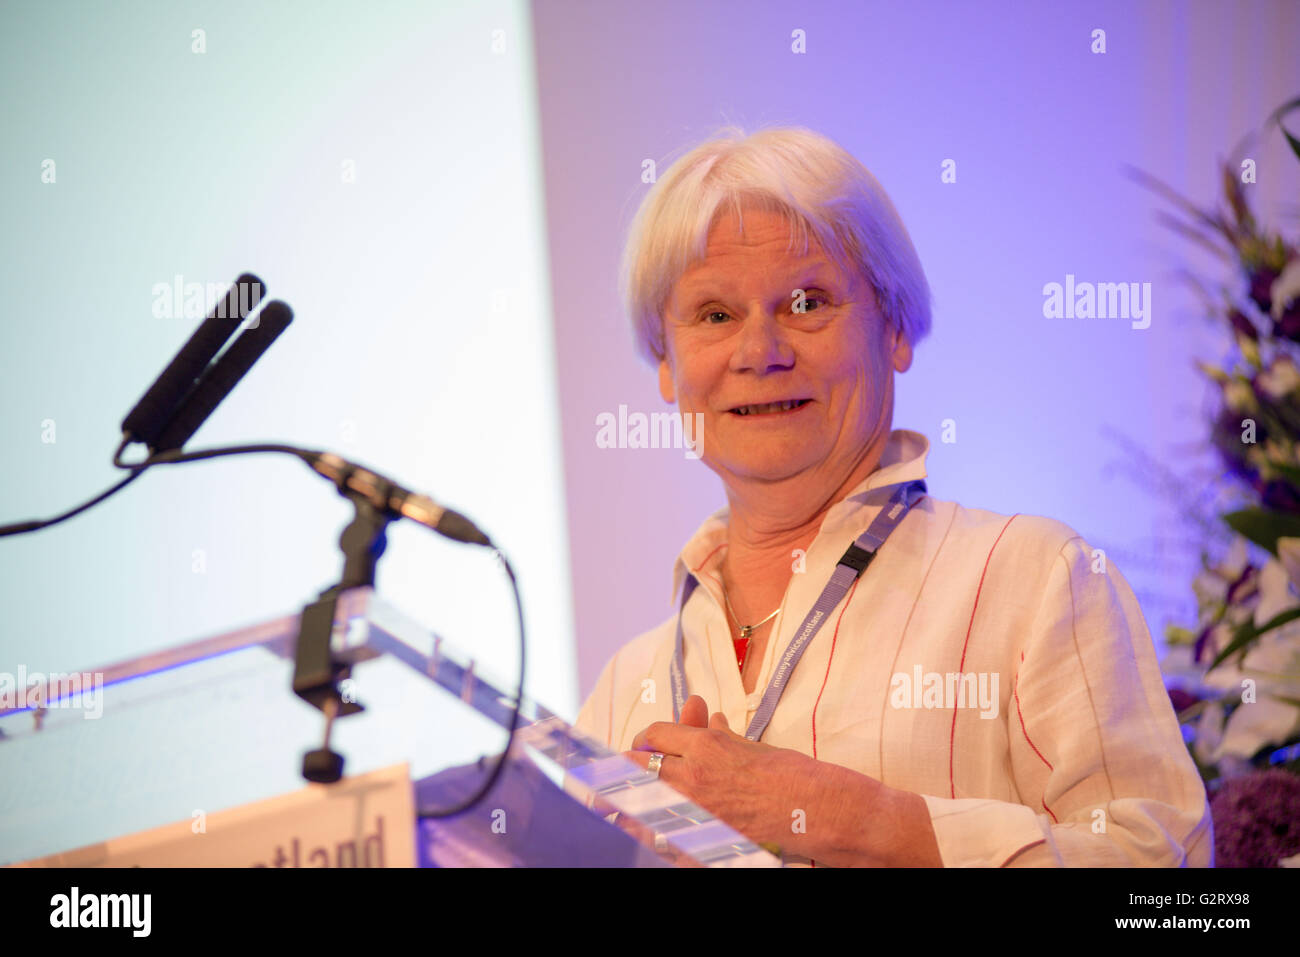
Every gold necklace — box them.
[721,589,782,639]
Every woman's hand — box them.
[622,694,821,853]
[622,694,944,866]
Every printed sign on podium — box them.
[15,763,415,868]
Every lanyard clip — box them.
[837,542,876,577]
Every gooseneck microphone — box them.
[304,451,493,547]
[120,273,266,448]
[1,270,520,820]
[149,300,293,452]
[6,272,494,552]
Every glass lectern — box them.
[0,588,778,868]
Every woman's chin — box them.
[706,451,821,485]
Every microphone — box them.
[120,274,265,447]
[149,300,294,452]
[304,452,493,547]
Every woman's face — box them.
[659,206,912,488]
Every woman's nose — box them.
[729,310,794,373]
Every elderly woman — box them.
[574,126,1212,867]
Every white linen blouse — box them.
[574,428,1213,867]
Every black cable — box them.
[119,442,316,471]
[1,441,318,539]
[0,469,145,537]
[418,547,526,818]
[3,436,527,819]
[141,442,531,817]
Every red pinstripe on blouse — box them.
[1014,657,1059,823]
[949,515,1020,799]
[691,541,728,574]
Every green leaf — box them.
[1196,360,1228,384]
[1270,96,1300,163]
[1222,507,1300,556]
[1209,605,1300,670]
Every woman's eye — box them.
[697,295,828,323]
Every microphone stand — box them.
[293,483,395,784]
[5,268,521,804]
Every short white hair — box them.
[618,125,932,365]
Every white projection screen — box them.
[0,1,574,861]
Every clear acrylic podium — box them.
[0,588,778,867]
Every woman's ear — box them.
[891,325,913,374]
[658,357,676,403]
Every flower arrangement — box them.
[1132,98,1300,806]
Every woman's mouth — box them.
[729,399,812,417]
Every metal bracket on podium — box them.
[292,483,396,783]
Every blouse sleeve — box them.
[918,535,1213,866]
[573,650,619,750]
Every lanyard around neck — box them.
[669,479,927,742]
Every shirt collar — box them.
[669,428,932,603]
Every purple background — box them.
[529,0,1300,700]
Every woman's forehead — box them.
[664,205,862,310]
[673,242,852,301]
[703,203,814,251]
[675,257,840,298]
[687,208,843,272]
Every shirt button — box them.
[745,692,762,711]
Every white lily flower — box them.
[1202,622,1239,670]
[1161,645,1215,698]
[1256,355,1300,401]
[1192,569,1228,607]
[1253,556,1296,625]
[1222,536,1250,579]
[1192,537,1250,607]
[1277,537,1300,592]
[1194,700,1225,766]
[1249,559,1300,682]
[1270,258,1300,320]
[1223,379,1258,414]
[1217,696,1300,760]
[1242,629,1300,699]
[1189,556,1300,760]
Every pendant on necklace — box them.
[733,636,750,671]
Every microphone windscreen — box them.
[150,299,293,453]
[120,274,266,445]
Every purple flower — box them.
[1262,480,1300,515]
[1193,623,1219,665]
[1168,686,1201,712]
[1273,299,1300,343]
[1228,308,1259,342]
[1249,266,1281,314]
[1226,563,1259,605]
[1209,405,1257,482]
[1210,768,1300,867]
